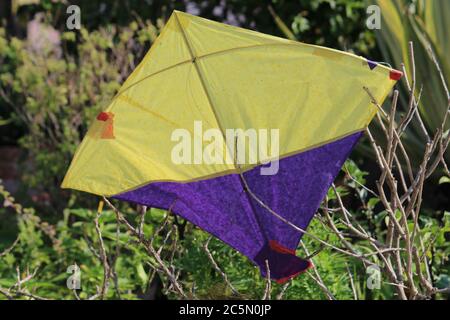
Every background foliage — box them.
[0,0,448,300]
[369,0,450,167]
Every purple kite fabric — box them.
[367,59,378,70]
[114,131,362,282]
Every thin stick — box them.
[102,196,186,298]
[94,210,110,299]
[262,260,271,300]
[203,236,239,296]
[346,263,358,300]
[300,241,335,300]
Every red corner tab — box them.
[96,111,110,121]
[269,240,296,255]
[389,70,403,81]
[275,260,313,284]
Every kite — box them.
[62,11,402,283]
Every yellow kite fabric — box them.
[62,10,400,196]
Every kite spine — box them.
[173,12,237,170]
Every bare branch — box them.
[203,236,239,296]
[262,260,271,300]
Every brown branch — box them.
[93,210,110,299]
[0,236,20,258]
[203,236,239,296]
[300,241,335,300]
[102,196,186,298]
[262,260,271,300]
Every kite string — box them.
[233,131,405,263]
[238,169,403,262]
[231,138,366,260]
[377,61,393,69]
[236,169,365,260]
[239,171,404,260]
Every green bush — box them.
[0,20,162,210]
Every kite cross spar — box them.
[62,10,402,283]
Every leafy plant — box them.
[372,0,449,167]
[0,20,162,210]
[266,0,377,55]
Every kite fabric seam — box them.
[100,128,366,197]
[63,128,366,197]
[115,41,394,99]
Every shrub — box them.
[0,20,162,210]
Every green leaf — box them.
[0,118,11,126]
[136,263,148,289]
[438,176,450,184]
